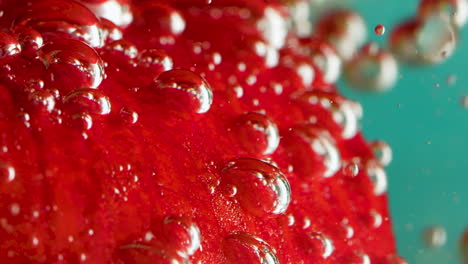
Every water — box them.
[343,0,468,263]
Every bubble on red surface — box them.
[221,158,291,216]
[15,0,104,48]
[223,232,279,264]
[38,39,105,92]
[153,69,213,114]
[235,112,280,155]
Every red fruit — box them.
[0,0,403,263]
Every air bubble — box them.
[460,228,468,264]
[154,69,213,114]
[162,216,201,258]
[119,107,138,125]
[389,16,457,65]
[64,88,111,115]
[223,232,279,264]
[288,125,341,179]
[375,24,386,35]
[296,91,360,139]
[342,162,359,177]
[366,162,388,195]
[0,32,21,60]
[258,7,288,49]
[370,209,383,228]
[344,43,398,92]
[82,0,133,27]
[301,37,342,84]
[306,232,335,259]
[221,158,291,216]
[71,112,93,131]
[369,140,393,166]
[419,0,468,28]
[38,39,105,91]
[296,63,315,87]
[236,112,280,155]
[0,163,15,182]
[139,49,173,71]
[10,203,20,216]
[253,41,279,68]
[100,18,123,43]
[16,0,104,48]
[137,2,186,36]
[12,26,43,55]
[28,90,56,112]
[423,225,447,248]
[314,9,367,61]
[107,40,139,59]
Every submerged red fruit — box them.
[0,0,402,263]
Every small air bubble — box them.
[423,226,447,248]
[10,203,20,216]
[461,95,468,108]
[374,24,386,35]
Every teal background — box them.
[340,0,468,263]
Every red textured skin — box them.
[0,0,398,263]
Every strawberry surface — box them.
[0,0,404,263]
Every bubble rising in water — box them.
[314,9,367,61]
[460,228,468,264]
[221,158,291,216]
[236,112,280,155]
[344,43,398,92]
[418,0,468,28]
[154,69,213,114]
[423,225,447,248]
[375,24,386,36]
[389,16,457,65]
[223,232,279,264]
